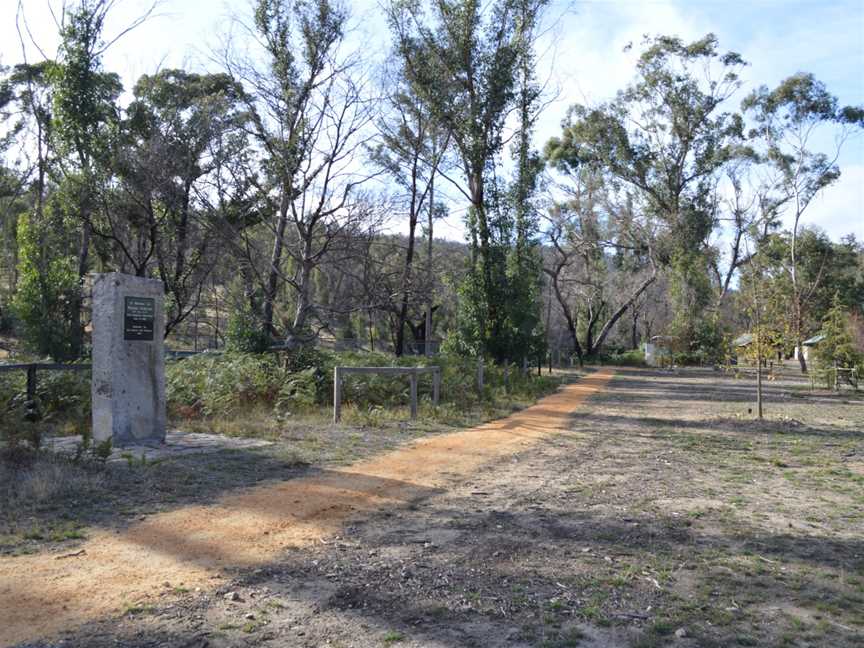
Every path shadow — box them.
[18,479,862,648]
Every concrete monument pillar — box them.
[91,272,166,446]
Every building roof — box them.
[733,333,753,347]
[802,334,825,346]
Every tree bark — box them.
[395,149,421,356]
[591,270,657,355]
[263,191,290,336]
[292,241,315,334]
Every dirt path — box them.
[0,369,614,647]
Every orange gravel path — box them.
[0,368,614,647]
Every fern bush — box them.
[165,352,283,417]
[164,349,561,419]
[0,348,566,448]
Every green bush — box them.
[164,349,563,420]
[1,366,90,454]
[276,367,321,413]
[166,352,282,416]
[35,369,91,418]
[224,309,271,353]
[672,351,705,366]
[0,363,139,454]
[281,346,329,373]
[607,349,646,367]
[12,203,85,361]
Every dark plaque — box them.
[124,296,155,341]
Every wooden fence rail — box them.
[333,366,441,423]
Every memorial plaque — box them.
[93,273,166,446]
[124,296,155,341]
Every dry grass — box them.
[1,454,106,508]
[0,369,570,557]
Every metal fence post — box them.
[333,366,342,423]
[477,357,484,395]
[409,370,418,420]
[432,368,440,405]
[504,362,510,393]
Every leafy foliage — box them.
[12,209,81,360]
[815,295,863,374]
[225,307,271,353]
[390,0,548,361]
[546,34,746,352]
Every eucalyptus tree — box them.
[546,34,746,353]
[542,168,657,363]
[741,228,864,361]
[369,62,449,355]
[743,73,863,371]
[0,62,53,306]
[48,0,126,356]
[222,0,379,340]
[387,0,548,361]
[3,58,89,358]
[2,60,88,358]
[100,69,251,335]
[708,157,785,308]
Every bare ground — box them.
[0,370,612,647]
[4,367,864,648]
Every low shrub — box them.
[672,351,707,367]
[607,349,646,367]
[2,348,567,448]
[275,367,321,413]
[1,365,91,457]
[165,352,283,417]
[165,349,564,420]
[224,309,271,353]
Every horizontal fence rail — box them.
[333,366,441,423]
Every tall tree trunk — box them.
[791,210,807,373]
[396,153,421,357]
[592,271,657,354]
[585,306,597,357]
[425,143,435,358]
[468,174,498,341]
[395,218,417,356]
[70,219,90,359]
[263,193,290,336]
[794,293,807,373]
[547,266,582,365]
[292,233,315,334]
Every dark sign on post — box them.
[124,296,155,341]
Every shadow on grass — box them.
[21,475,862,648]
[8,367,862,647]
[567,412,864,444]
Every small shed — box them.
[644,335,673,367]
[795,334,824,363]
[731,333,753,364]
[733,333,753,348]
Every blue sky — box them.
[2,0,862,242]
